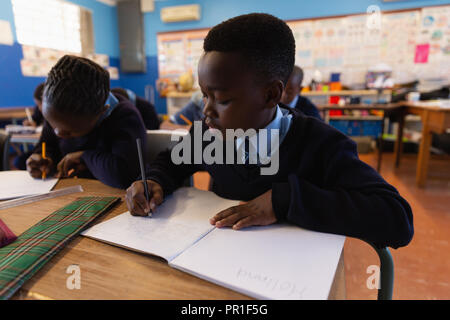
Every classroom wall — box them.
[129,0,450,113]
[0,0,121,108]
[1,0,449,114]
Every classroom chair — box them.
[367,242,394,300]
[145,129,192,186]
[0,131,11,171]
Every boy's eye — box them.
[218,99,232,105]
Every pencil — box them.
[25,108,33,123]
[179,114,193,126]
[136,138,151,216]
[41,142,46,180]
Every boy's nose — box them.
[202,98,217,118]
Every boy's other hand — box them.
[22,119,36,127]
[126,180,164,216]
[26,154,54,179]
[56,151,85,178]
[210,189,277,230]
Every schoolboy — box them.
[126,14,413,249]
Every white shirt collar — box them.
[288,94,299,109]
[235,105,291,164]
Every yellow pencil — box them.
[41,142,46,180]
[179,114,193,126]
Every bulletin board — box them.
[19,45,119,80]
[156,5,450,88]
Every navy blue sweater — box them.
[294,96,323,121]
[135,96,160,130]
[33,95,147,189]
[31,105,44,125]
[145,106,413,249]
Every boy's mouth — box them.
[205,117,220,130]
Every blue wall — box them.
[0,0,120,108]
[1,0,449,114]
[143,0,450,56]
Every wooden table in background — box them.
[318,103,403,172]
[394,101,450,188]
[0,107,29,124]
[10,132,41,144]
[0,178,345,300]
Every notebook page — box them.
[170,224,345,300]
[0,171,58,201]
[82,187,239,262]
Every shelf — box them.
[303,90,391,96]
[328,116,383,120]
[166,91,196,98]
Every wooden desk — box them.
[10,132,40,144]
[0,107,29,123]
[1,178,345,300]
[318,103,403,172]
[394,101,450,188]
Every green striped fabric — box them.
[0,196,120,300]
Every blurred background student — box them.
[111,87,160,130]
[280,66,322,121]
[14,82,45,169]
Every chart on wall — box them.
[157,29,208,85]
[416,6,450,80]
[19,45,118,79]
[156,5,450,87]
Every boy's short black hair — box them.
[111,87,130,100]
[291,65,304,85]
[33,82,45,102]
[203,13,295,85]
[44,55,110,116]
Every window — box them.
[12,0,93,54]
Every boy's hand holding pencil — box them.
[126,179,164,216]
[56,151,86,178]
[26,153,53,179]
[126,138,164,217]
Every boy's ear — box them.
[264,80,284,108]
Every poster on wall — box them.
[19,44,112,78]
[289,21,315,68]
[416,6,450,81]
[20,59,53,77]
[155,5,450,87]
[0,20,14,46]
[106,66,119,80]
[157,29,208,82]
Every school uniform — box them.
[31,106,44,126]
[288,95,322,121]
[145,104,413,249]
[122,89,160,130]
[170,91,204,124]
[33,93,147,189]
[13,106,45,169]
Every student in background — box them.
[26,55,147,189]
[280,65,322,121]
[111,87,160,130]
[160,90,204,130]
[22,82,45,127]
[126,13,413,249]
[14,83,46,170]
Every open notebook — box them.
[0,171,58,201]
[82,187,345,300]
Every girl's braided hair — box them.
[43,55,110,116]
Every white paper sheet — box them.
[0,171,58,201]
[0,20,13,46]
[170,225,345,300]
[82,187,239,262]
